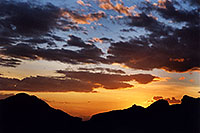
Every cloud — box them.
[164,97,181,104]
[61,10,106,24]
[179,77,185,80]
[105,0,200,72]
[0,0,90,47]
[0,57,21,67]
[153,96,181,104]
[1,0,199,74]
[78,67,125,74]
[88,37,113,44]
[0,1,69,47]
[67,35,91,48]
[57,70,158,89]
[0,43,106,66]
[98,0,136,16]
[153,96,163,101]
[156,0,199,23]
[0,70,158,92]
[0,1,61,36]
[77,0,91,7]
[107,22,200,72]
[0,76,96,92]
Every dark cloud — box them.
[153,96,163,101]
[120,28,135,32]
[87,37,114,44]
[78,67,126,74]
[0,1,61,43]
[99,37,114,43]
[67,35,91,48]
[57,70,158,89]
[156,0,199,24]
[153,96,181,104]
[0,76,95,92]
[127,13,171,35]
[185,0,200,5]
[0,57,21,67]
[0,43,105,66]
[107,26,200,72]
[0,1,108,67]
[0,0,88,47]
[165,97,181,104]
[107,0,200,72]
[0,70,158,92]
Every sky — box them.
[0,0,199,120]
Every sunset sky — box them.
[0,0,199,120]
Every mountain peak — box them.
[3,93,50,108]
[181,95,200,105]
[147,99,169,111]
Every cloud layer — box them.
[107,0,200,72]
[0,0,199,73]
[0,70,158,92]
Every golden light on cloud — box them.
[90,37,103,43]
[98,0,136,16]
[157,0,167,9]
[61,10,105,24]
[189,79,194,82]
[169,58,185,62]
[179,77,185,80]
[77,0,91,7]
[112,63,129,69]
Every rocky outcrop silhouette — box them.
[0,93,199,133]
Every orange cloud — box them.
[179,77,185,80]
[157,0,167,9]
[112,63,129,69]
[189,79,194,82]
[153,96,163,101]
[61,10,106,24]
[164,97,181,104]
[77,0,91,7]
[98,0,136,16]
[153,96,181,104]
[169,58,185,62]
[90,38,104,43]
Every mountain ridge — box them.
[0,93,199,133]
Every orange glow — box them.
[61,10,105,24]
[90,37,104,43]
[169,58,185,62]
[189,79,194,82]
[98,0,136,16]
[153,77,171,82]
[77,0,91,6]
[179,77,185,80]
[148,13,158,20]
[112,63,129,69]
[158,0,167,9]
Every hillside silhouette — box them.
[0,93,199,133]
[0,93,82,133]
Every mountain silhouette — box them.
[87,95,200,133]
[0,93,199,133]
[0,93,82,133]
